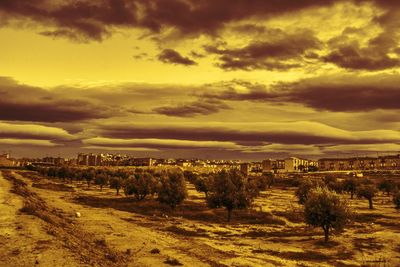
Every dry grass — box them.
[32,182,75,192]
[75,194,286,225]
[3,171,129,267]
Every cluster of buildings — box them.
[262,157,318,173]
[2,151,400,174]
[75,153,242,168]
[261,154,400,173]
[0,153,17,167]
[317,155,400,171]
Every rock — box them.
[75,212,81,218]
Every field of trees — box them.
[1,166,400,266]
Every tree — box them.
[109,176,123,195]
[342,177,359,199]
[323,176,342,193]
[357,184,377,209]
[194,175,212,198]
[82,168,96,188]
[157,171,187,208]
[393,191,400,210]
[94,173,108,191]
[295,178,315,205]
[378,179,396,196]
[256,173,274,190]
[183,170,198,184]
[206,169,259,221]
[124,172,156,201]
[304,187,350,242]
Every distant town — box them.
[1,152,400,174]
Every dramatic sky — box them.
[1,0,400,159]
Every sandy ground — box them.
[1,170,400,267]
[0,171,81,267]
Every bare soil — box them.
[1,170,400,267]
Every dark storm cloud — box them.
[0,77,114,122]
[0,0,339,41]
[201,76,400,112]
[157,49,197,66]
[0,0,138,41]
[153,99,229,117]
[205,29,321,70]
[324,27,400,70]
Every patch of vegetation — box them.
[32,182,75,192]
[150,248,160,254]
[164,257,183,266]
[165,226,209,237]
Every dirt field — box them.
[1,170,399,267]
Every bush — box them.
[157,171,187,208]
[295,178,315,205]
[304,187,350,242]
[357,184,377,209]
[206,169,259,221]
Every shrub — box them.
[357,184,377,209]
[304,187,350,242]
[206,169,260,221]
[157,171,187,208]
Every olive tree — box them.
[206,169,259,221]
[94,173,108,191]
[304,187,350,242]
[378,179,396,196]
[342,178,359,199]
[357,184,377,209]
[194,175,212,198]
[295,178,315,205]
[393,191,400,210]
[109,176,123,195]
[156,171,187,208]
[124,172,156,201]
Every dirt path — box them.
[10,171,219,267]
[0,170,81,267]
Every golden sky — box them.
[0,0,400,159]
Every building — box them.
[0,153,14,167]
[130,157,154,167]
[318,154,400,171]
[262,157,316,173]
[240,163,250,176]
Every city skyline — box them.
[1,0,400,159]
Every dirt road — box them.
[0,170,81,267]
